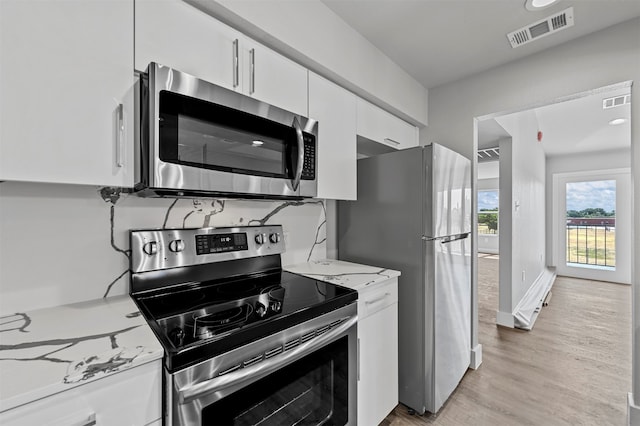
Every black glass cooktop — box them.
[133,270,357,372]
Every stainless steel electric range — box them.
[129,225,358,426]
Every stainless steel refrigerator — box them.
[338,143,471,414]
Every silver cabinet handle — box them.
[291,116,304,192]
[51,412,96,426]
[249,48,255,94]
[384,138,400,146]
[116,103,125,168]
[232,39,239,88]
[365,292,391,305]
[357,337,361,381]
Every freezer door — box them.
[424,233,471,413]
[426,144,472,238]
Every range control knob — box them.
[168,239,185,253]
[142,241,158,256]
[255,233,267,245]
[269,233,281,243]
[255,302,267,317]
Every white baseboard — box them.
[496,310,514,328]
[470,344,483,369]
[629,393,640,425]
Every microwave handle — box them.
[291,117,304,192]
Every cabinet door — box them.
[309,73,356,200]
[358,303,399,426]
[357,98,418,150]
[0,0,134,186]
[135,0,241,91]
[241,39,308,116]
[0,360,162,426]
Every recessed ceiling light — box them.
[608,118,627,126]
[252,140,264,146]
[525,0,560,11]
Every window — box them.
[478,190,499,235]
[565,180,616,269]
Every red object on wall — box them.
[537,131,543,142]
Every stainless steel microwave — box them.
[136,62,318,199]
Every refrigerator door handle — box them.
[421,232,470,244]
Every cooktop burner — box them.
[129,225,357,372]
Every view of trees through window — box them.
[478,190,499,234]
[565,180,616,268]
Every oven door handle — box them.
[177,315,357,404]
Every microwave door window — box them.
[176,115,288,178]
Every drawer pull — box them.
[365,292,391,305]
[384,138,400,146]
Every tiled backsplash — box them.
[0,182,326,314]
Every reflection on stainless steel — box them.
[168,303,357,424]
[137,62,318,199]
[130,225,284,273]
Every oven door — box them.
[141,62,318,199]
[167,303,357,426]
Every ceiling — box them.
[322,0,640,90]
[479,85,631,157]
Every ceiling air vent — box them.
[507,7,574,48]
[477,147,500,163]
[602,94,631,109]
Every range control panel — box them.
[130,225,285,273]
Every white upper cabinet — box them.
[357,98,419,150]
[0,0,134,187]
[241,39,308,116]
[135,0,308,116]
[135,0,239,91]
[309,73,357,200]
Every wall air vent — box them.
[507,7,574,48]
[602,94,631,109]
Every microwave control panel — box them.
[301,133,316,180]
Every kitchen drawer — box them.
[0,360,162,426]
[358,277,398,320]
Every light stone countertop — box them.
[284,259,401,291]
[0,295,163,413]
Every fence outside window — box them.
[565,217,615,267]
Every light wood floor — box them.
[381,255,631,426]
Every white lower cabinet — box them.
[357,278,399,426]
[0,360,162,426]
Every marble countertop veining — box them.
[284,259,401,291]
[0,295,163,413]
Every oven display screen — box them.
[195,233,248,255]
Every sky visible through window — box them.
[478,190,499,210]
[566,180,615,213]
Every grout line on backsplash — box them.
[103,269,129,299]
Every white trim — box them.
[628,393,640,426]
[470,344,483,370]
[496,310,515,328]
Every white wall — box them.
[496,112,546,312]
[422,18,640,384]
[0,182,327,314]
[186,0,428,126]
